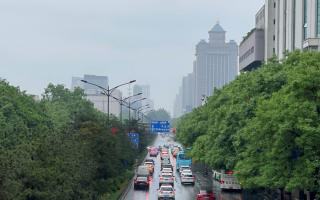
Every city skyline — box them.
[1,0,265,115]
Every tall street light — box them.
[111,93,142,123]
[127,98,146,122]
[135,104,149,120]
[139,106,150,123]
[81,79,136,123]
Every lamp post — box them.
[81,79,136,123]
[136,104,149,120]
[127,98,146,122]
[111,93,142,123]
[139,106,150,123]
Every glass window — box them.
[317,0,320,37]
[304,0,308,40]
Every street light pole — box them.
[81,79,136,123]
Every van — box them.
[136,166,150,180]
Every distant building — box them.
[195,22,238,107]
[71,75,121,116]
[26,94,40,101]
[132,84,154,111]
[71,77,84,91]
[0,77,3,81]
[83,74,108,92]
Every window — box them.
[273,48,275,53]
[293,0,296,50]
[274,2,276,8]
[304,0,308,40]
[317,0,320,37]
[274,19,276,24]
[273,35,275,41]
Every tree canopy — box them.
[0,80,150,200]
[175,50,320,195]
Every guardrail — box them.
[118,175,135,200]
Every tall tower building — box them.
[195,22,238,107]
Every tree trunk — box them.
[280,188,284,200]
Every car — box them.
[181,173,194,185]
[161,164,174,171]
[159,172,174,187]
[197,190,216,200]
[173,149,180,157]
[150,150,157,157]
[161,159,171,165]
[161,153,170,160]
[162,168,173,174]
[180,169,192,176]
[163,144,169,149]
[134,176,149,190]
[179,166,190,173]
[167,138,171,141]
[157,184,175,200]
[145,159,155,165]
[144,162,154,174]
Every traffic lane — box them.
[125,135,166,200]
[192,162,243,200]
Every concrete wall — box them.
[239,30,265,71]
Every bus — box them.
[220,170,242,190]
[176,151,192,170]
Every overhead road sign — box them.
[150,121,170,133]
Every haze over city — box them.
[1,0,264,114]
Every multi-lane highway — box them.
[124,135,264,200]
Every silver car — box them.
[180,169,192,176]
[158,184,175,200]
[159,172,174,187]
[180,173,194,185]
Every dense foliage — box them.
[0,81,149,200]
[145,108,171,122]
[176,50,320,195]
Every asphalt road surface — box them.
[124,135,264,200]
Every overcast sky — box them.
[1,0,264,115]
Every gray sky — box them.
[1,0,264,115]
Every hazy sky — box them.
[1,0,264,115]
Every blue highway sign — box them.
[150,121,170,133]
[127,133,139,149]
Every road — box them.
[124,135,265,200]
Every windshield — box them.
[160,187,173,191]
[178,154,190,160]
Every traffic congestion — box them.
[122,131,250,200]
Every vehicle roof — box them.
[181,165,190,168]
[145,162,153,164]
[161,172,173,176]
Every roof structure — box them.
[210,21,225,32]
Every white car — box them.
[162,168,173,174]
[159,172,174,187]
[161,153,170,160]
[181,173,194,185]
[158,184,175,199]
[180,169,192,176]
[179,166,190,174]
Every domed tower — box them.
[208,21,226,44]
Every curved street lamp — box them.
[81,79,136,123]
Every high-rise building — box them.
[70,75,121,116]
[83,74,108,92]
[132,84,154,111]
[240,0,320,72]
[71,77,84,91]
[195,22,238,107]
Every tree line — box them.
[175,50,320,197]
[0,81,152,200]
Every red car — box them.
[197,190,215,200]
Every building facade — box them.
[240,0,320,71]
[195,22,238,107]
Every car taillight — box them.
[182,177,186,179]
[134,181,137,184]
[160,178,163,180]
[191,178,194,179]
[197,194,202,198]
[221,181,225,184]
[147,181,149,184]
[171,191,174,194]
[159,191,163,194]
[170,178,174,180]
